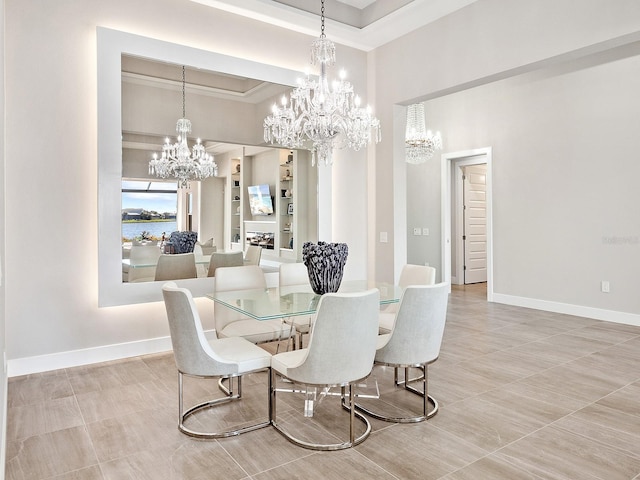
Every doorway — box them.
[459,163,487,284]
[441,148,493,300]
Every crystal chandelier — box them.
[149,65,217,188]
[405,103,442,164]
[263,0,381,166]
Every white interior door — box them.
[463,164,487,284]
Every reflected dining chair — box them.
[155,253,197,281]
[214,265,294,346]
[123,244,161,282]
[207,251,244,277]
[357,283,449,423]
[279,262,313,349]
[379,264,436,334]
[270,289,380,450]
[162,282,272,438]
[244,245,262,266]
[193,243,207,278]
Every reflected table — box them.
[122,254,211,269]
[207,280,401,416]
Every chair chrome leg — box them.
[178,370,271,439]
[269,368,276,424]
[271,375,372,450]
[349,385,355,445]
[355,364,438,423]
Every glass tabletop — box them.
[207,280,401,321]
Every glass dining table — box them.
[207,280,402,415]
[206,280,402,321]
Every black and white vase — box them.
[302,241,348,295]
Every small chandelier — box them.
[405,103,442,164]
[263,0,381,166]
[149,65,218,188]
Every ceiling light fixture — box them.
[149,65,218,188]
[405,103,442,164]
[263,0,381,166]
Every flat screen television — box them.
[247,184,274,216]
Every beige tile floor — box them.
[5,284,640,479]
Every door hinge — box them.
[463,265,467,270]
[462,235,466,240]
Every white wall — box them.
[372,0,640,322]
[4,0,370,373]
[413,51,640,317]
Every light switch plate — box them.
[413,227,421,236]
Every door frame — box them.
[441,147,493,300]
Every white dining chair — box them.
[214,265,294,346]
[379,264,436,333]
[207,251,244,277]
[270,289,380,450]
[357,283,449,423]
[123,244,161,282]
[244,245,262,266]
[279,262,314,349]
[162,282,272,438]
[155,253,197,281]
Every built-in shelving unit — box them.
[223,146,315,261]
[279,151,294,253]
[230,158,242,249]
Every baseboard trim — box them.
[492,293,640,327]
[7,330,217,377]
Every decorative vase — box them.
[302,241,348,295]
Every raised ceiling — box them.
[190,0,479,50]
[122,55,291,156]
[124,0,480,156]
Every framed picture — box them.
[287,203,294,215]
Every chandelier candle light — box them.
[263,0,381,166]
[405,103,442,164]
[149,65,218,188]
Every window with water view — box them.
[121,180,178,243]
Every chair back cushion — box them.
[279,263,310,289]
[213,265,267,332]
[377,283,449,365]
[244,245,262,265]
[398,264,436,288]
[207,251,244,277]
[125,245,162,282]
[162,282,237,376]
[384,264,437,315]
[155,253,197,281]
[287,289,380,385]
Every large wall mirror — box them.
[98,27,315,306]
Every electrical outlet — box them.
[422,228,429,236]
[379,231,388,243]
[601,281,610,293]
[413,227,421,236]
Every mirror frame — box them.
[97,27,301,306]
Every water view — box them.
[122,221,177,241]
